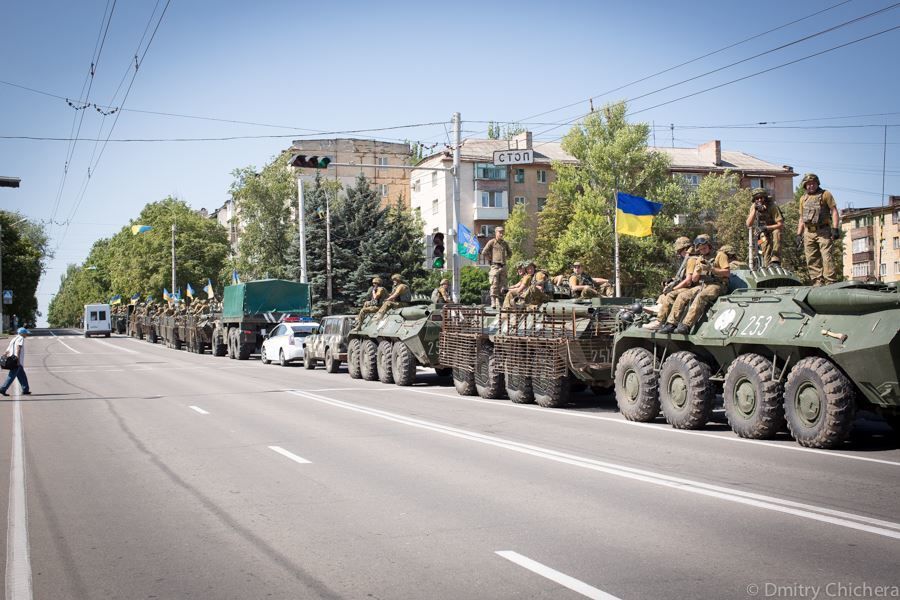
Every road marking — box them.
[189,406,210,415]
[388,387,900,468]
[6,398,33,600]
[287,389,900,540]
[496,551,621,600]
[268,446,311,465]
[89,339,138,354]
[48,330,80,354]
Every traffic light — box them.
[432,232,445,269]
[289,154,332,169]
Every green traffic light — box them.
[317,157,331,168]
[432,257,445,269]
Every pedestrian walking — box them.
[1,327,31,396]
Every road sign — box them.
[2,290,11,305]
[492,149,533,166]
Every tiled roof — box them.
[649,146,794,174]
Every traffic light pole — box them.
[297,177,307,283]
[451,112,461,302]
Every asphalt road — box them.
[1,329,897,600]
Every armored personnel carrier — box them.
[612,266,900,448]
[347,299,448,386]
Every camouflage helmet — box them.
[439,278,450,285]
[572,261,584,268]
[673,236,692,252]
[372,276,383,284]
[719,244,737,257]
[391,273,402,282]
[751,187,771,200]
[693,234,712,247]
[800,173,820,187]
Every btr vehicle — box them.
[302,314,357,373]
[347,298,448,386]
[612,266,900,448]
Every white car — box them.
[260,322,319,366]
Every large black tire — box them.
[360,339,379,381]
[569,380,587,394]
[324,348,340,373]
[347,339,362,379]
[658,351,714,429]
[452,367,477,396]
[227,330,236,359]
[261,346,271,364]
[434,367,452,377]
[213,335,227,357]
[723,353,785,439]
[475,343,505,399]
[614,347,659,422]
[238,343,252,361]
[173,338,182,351]
[506,373,534,404]
[392,342,417,386]
[783,356,855,449]
[533,376,570,408]
[303,350,316,369]
[377,340,394,384]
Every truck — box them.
[611,267,900,448]
[83,303,112,338]
[213,279,311,360]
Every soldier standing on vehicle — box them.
[659,235,730,335]
[431,278,451,305]
[375,274,412,318]
[797,173,840,286]
[644,237,696,330]
[568,261,612,299]
[502,261,532,309]
[357,276,388,321]
[480,226,512,309]
[746,188,784,267]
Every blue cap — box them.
[16,327,28,335]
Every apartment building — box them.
[841,195,900,282]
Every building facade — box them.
[840,195,900,282]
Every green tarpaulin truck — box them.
[212,279,311,360]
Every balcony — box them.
[851,226,874,240]
[473,204,509,221]
[852,250,875,263]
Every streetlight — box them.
[1,216,29,332]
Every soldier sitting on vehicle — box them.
[644,236,696,330]
[720,245,747,270]
[375,274,412,318]
[502,261,532,309]
[431,278,452,305]
[357,276,388,321]
[523,270,551,308]
[569,261,613,299]
[659,234,730,335]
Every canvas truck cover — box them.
[222,279,311,319]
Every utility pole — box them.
[325,187,333,315]
[613,174,621,298]
[451,112,462,301]
[878,125,887,282]
[670,123,674,148]
[297,177,308,283]
[171,222,176,294]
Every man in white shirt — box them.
[1,327,31,396]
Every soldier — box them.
[502,261,533,309]
[568,261,612,299]
[480,226,512,309]
[431,278,451,305]
[522,270,550,308]
[375,273,412,318]
[357,276,388,321]
[719,245,747,270]
[746,188,784,267]
[659,234,730,335]
[644,237,697,330]
[797,173,840,286]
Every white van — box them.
[83,303,112,338]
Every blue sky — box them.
[1,0,898,325]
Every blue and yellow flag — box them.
[203,278,215,299]
[186,283,195,299]
[110,294,122,305]
[163,288,171,302]
[232,269,240,285]
[130,293,141,305]
[131,225,152,235]
[616,192,663,238]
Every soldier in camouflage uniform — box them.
[659,234,730,335]
[357,276,388,321]
[375,274,412,318]
[644,237,697,330]
[568,261,612,299]
[431,278,451,305]
[720,245,747,270]
[502,261,531,309]
[797,173,840,286]
[480,226,512,309]
[746,188,784,266]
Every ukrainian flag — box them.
[616,192,663,238]
[130,293,141,305]
[186,283,195,299]
[110,294,122,305]
[203,278,215,299]
[131,224,152,235]
[163,288,171,302]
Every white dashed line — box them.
[268,446,311,465]
[6,398,33,599]
[496,551,621,600]
[48,330,80,354]
[189,406,210,415]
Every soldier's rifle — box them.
[662,253,692,294]
[749,202,767,270]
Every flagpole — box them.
[614,176,621,298]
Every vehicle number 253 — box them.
[739,315,773,336]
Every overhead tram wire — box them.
[462,0,854,142]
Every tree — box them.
[231,152,296,280]
[1,212,50,327]
[287,173,337,317]
[503,204,535,267]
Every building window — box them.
[895,261,900,274]
[379,184,388,197]
[678,173,702,188]
[749,177,772,190]
[851,238,870,253]
[893,237,899,250]
[432,172,437,187]
[537,170,547,184]
[515,169,525,183]
[537,197,547,211]
[480,225,497,237]
[893,210,899,224]
[852,262,870,278]
[432,199,438,215]
[880,263,887,276]
[514,196,526,206]
[475,163,507,180]
[854,216,873,228]
[412,179,421,193]
[377,157,388,167]
[481,191,505,208]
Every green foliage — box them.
[503,204,535,267]
[1,212,50,327]
[411,266,488,305]
[486,121,525,140]
[231,152,296,279]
